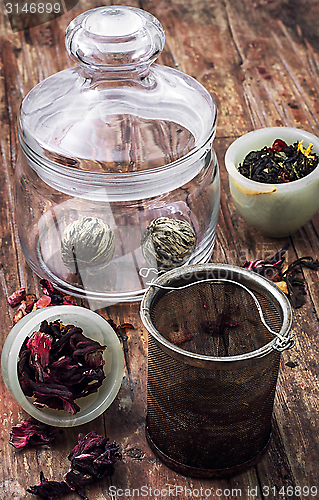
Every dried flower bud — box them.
[141,217,196,271]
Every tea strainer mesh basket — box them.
[140,264,294,477]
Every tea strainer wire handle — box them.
[147,278,295,352]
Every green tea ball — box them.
[141,217,196,271]
[61,217,115,271]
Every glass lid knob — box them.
[65,5,165,71]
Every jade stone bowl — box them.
[224,127,319,237]
[1,305,124,427]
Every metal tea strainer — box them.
[140,263,294,478]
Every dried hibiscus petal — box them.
[9,417,60,449]
[68,432,108,460]
[17,300,27,315]
[27,331,53,383]
[84,349,105,368]
[32,389,81,415]
[27,472,71,500]
[92,441,122,476]
[9,280,77,324]
[35,397,80,415]
[27,331,52,367]
[26,432,121,500]
[29,379,81,415]
[65,431,122,498]
[18,320,106,414]
[39,279,56,296]
[8,286,26,307]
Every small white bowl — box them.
[224,127,319,237]
[1,305,124,427]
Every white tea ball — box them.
[61,217,115,272]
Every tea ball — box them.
[141,217,196,271]
[61,217,115,272]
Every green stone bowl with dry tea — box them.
[224,127,319,237]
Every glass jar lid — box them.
[18,5,216,200]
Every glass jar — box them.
[16,5,220,305]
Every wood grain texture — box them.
[1,0,319,499]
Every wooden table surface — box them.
[1,0,319,499]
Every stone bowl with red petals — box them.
[224,127,319,237]
[1,305,125,427]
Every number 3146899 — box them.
[5,3,61,14]
[263,485,318,497]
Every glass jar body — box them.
[16,147,220,304]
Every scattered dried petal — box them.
[8,286,26,307]
[242,243,289,281]
[64,470,91,499]
[27,432,121,500]
[9,281,75,325]
[27,472,71,500]
[17,300,27,315]
[39,279,56,296]
[242,244,319,309]
[9,418,60,449]
[64,431,122,498]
